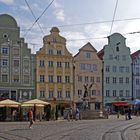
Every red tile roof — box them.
[131,50,140,60]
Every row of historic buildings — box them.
[0,14,140,110]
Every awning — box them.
[112,102,129,106]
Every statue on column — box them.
[82,83,94,110]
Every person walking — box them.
[75,107,80,120]
[28,109,33,129]
[128,107,132,120]
[12,109,17,121]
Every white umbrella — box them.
[0,99,21,107]
[21,99,50,106]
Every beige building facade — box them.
[74,42,102,110]
[36,27,73,110]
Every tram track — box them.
[102,122,138,140]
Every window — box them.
[119,77,123,84]
[92,64,97,71]
[14,60,19,67]
[80,64,85,70]
[86,64,91,70]
[13,75,19,82]
[86,52,91,58]
[66,91,70,98]
[90,77,94,83]
[78,76,82,82]
[49,91,53,98]
[126,67,129,72]
[48,75,53,83]
[0,90,9,99]
[65,76,70,83]
[40,75,45,82]
[113,77,117,84]
[24,60,29,68]
[57,50,62,55]
[80,63,97,71]
[57,91,62,98]
[24,75,29,84]
[115,55,119,60]
[106,90,110,97]
[2,48,8,54]
[106,66,110,72]
[136,67,140,75]
[106,77,110,84]
[113,90,116,97]
[119,66,124,73]
[57,76,62,83]
[2,74,8,82]
[39,60,45,67]
[2,59,8,66]
[136,79,140,85]
[126,77,129,84]
[48,61,53,67]
[85,76,89,82]
[11,90,16,100]
[116,46,119,52]
[119,90,123,97]
[13,48,19,56]
[65,62,70,68]
[57,62,62,67]
[92,90,96,96]
[112,66,117,72]
[126,90,129,97]
[78,90,82,96]
[136,90,140,98]
[48,49,53,55]
[40,91,45,98]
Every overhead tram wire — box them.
[23,0,55,37]
[20,17,140,31]
[109,0,119,35]
[108,0,120,65]
[25,0,45,35]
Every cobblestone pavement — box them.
[0,115,140,140]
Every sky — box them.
[0,0,140,55]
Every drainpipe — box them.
[131,63,134,100]
[102,61,104,109]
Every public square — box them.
[0,115,140,140]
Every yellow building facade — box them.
[36,27,73,109]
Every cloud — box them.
[19,5,29,11]
[0,0,14,5]
[62,31,88,55]
[53,1,65,22]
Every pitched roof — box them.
[131,49,140,60]
[74,42,97,57]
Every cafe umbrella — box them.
[21,99,50,120]
[0,99,21,120]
